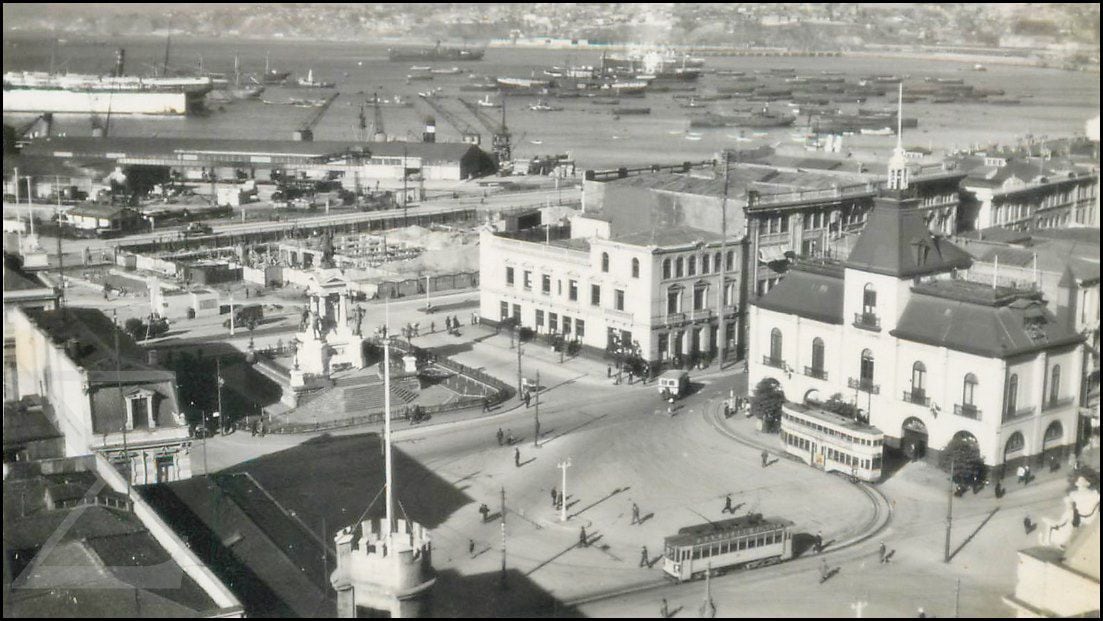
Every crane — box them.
[293,92,339,141]
[417,95,481,145]
[459,97,512,169]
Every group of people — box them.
[442,315,464,335]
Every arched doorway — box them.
[901,417,928,460]
[1042,421,1064,465]
[1003,432,1025,467]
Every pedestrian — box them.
[524,392,531,408]
[551,487,558,508]
[430,321,435,334]
[1023,465,1032,485]
[631,502,640,525]
[660,598,669,619]
[469,538,475,556]
[627,370,634,384]
[483,397,491,413]
[639,545,649,567]
[878,541,887,563]
[479,503,490,522]
[250,420,258,437]
[1023,515,1033,534]
[579,526,588,547]
[557,491,564,509]
[445,316,452,332]
[819,558,829,582]
[1016,465,1026,485]
[607,365,612,378]
[761,450,769,468]
[514,447,521,468]
[724,402,731,418]
[496,427,504,445]
[815,530,823,553]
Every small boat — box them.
[410,65,432,71]
[685,134,702,141]
[973,64,987,72]
[297,69,335,88]
[430,66,463,75]
[611,107,650,115]
[477,95,499,108]
[417,87,444,98]
[529,99,563,112]
[860,127,895,136]
[407,73,434,81]
[530,139,543,145]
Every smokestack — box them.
[114,48,126,77]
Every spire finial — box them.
[896,83,903,149]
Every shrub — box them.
[750,377,785,433]
[939,436,985,484]
[123,318,146,341]
[567,341,581,356]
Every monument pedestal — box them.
[298,332,331,376]
[328,327,366,370]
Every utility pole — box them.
[55,176,65,308]
[113,310,130,496]
[954,578,961,617]
[229,295,236,336]
[425,274,431,312]
[516,341,523,397]
[533,370,540,448]
[944,455,954,563]
[499,486,507,590]
[557,459,571,522]
[716,155,730,367]
[216,357,225,434]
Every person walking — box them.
[639,545,649,567]
[479,503,490,522]
[469,538,475,557]
[723,494,733,514]
[631,502,641,525]
[1023,464,1032,485]
[815,530,823,553]
[1023,515,1033,534]
[514,447,521,468]
[524,392,531,408]
[579,526,588,548]
[496,427,504,446]
[551,487,558,508]
[819,558,829,583]
[667,397,676,417]
[1017,464,1026,485]
[878,541,887,564]
[660,598,669,619]
[430,321,436,334]
[761,450,769,468]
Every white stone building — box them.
[749,149,1084,471]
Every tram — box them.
[779,401,884,482]
[662,514,794,582]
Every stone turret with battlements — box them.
[331,517,435,618]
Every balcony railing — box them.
[848,377,880,394]
[954,404,982,420]
[903,390,930,406]
[763,356,787,370]
[852,312,881,331]
[805,366,828,380]
[1042,397,1075,412]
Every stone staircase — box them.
[282,373,420,422]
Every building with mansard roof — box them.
[748,144,1084,471]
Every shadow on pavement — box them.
[948,507,1000,563]
[425,341,475,358]
[792,532,818,557]
[431,568,585,617]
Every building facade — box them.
[11,306,193,485]
[959,157,1099,232]
[749,184,1084,471]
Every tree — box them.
[939,434,985,484]
[750,377,785,433]
[123,318,146,341]
[146,317,170,339]
[820,393,860,421]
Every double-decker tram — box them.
[779,401,884,482]
[662,514,794,582]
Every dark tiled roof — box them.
[892,284,1083,358]
[611,225,727,248]
[3,254,52,292]
[845,194,973,278]
[753,262,845,324]
[2,401,63,445]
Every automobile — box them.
[658,370,690,400]
[223,304,264,329]
[182,222,213,236]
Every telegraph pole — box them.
[113,310,130,496]
[557,458,571,522]
[533,370,540,448]
[216,356,225,434]
[55,176,65,308]
[944,455,954,563]
[516,341,523,396]
[716,155,730,367]
[499,486,507,589]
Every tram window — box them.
[873,455,882,468]
[692,547,701,560]
[738,539,746,550]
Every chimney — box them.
[64,338,81,360]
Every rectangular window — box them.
[591,284,601,306]
[615,289,625,311]
[780,215,789,233]
[536,309,544,327]
[540,274,549,294]
[576,319,585,338]
[500,301,509,320]
[693,286,706,310]
[506,267,514,286]
[563,316,572,334]
[549,313,558,332]
[524,271,533,290]
[512,304,521,321]
[569,280,578,301]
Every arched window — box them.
[1005,432,1024,454]
[662,258,671,280]
[769,328,783,363]
[863,283,877,315]
[962,373,978,407]
[811,338,824,373]
[1006,374,1018,416]
[1043,421,1063,445]
[701,254,710,274]
[1049,365,1061,404]
[860,349,874,382]
[688,255,697,276]
[675,257,684,278]
[725,250,734,271]
[631,258,640,279]
[601,252,610,273]
[667,285,683,314]
[911,362,926,397]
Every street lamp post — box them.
[944,455,954,563]
[516,342,523,398]
[557,458,571,522]
[533,370,540,448]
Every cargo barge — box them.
[3,71,212,115]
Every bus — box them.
[779,401,884,482]
[662,514,794,582]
